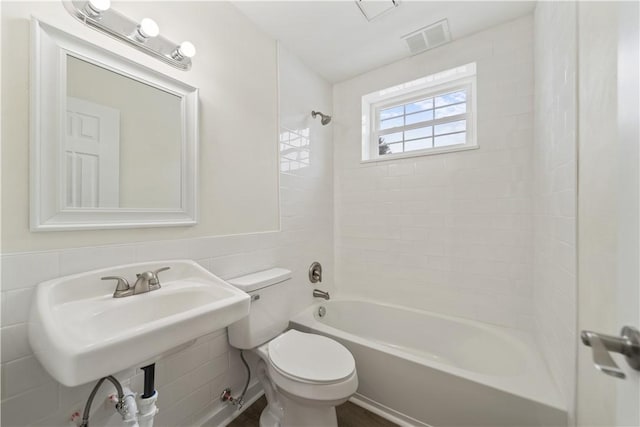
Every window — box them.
[362,63,477,161]
[280,127,310,173]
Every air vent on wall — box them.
[401,19,451,55]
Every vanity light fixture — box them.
[63,1,195,70]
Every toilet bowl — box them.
[226,268,358,427]
[254,330,357,427]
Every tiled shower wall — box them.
[0,45,333,427]
[532,1,578,413]
[332,16,535,330]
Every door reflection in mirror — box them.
[65,97,120,208]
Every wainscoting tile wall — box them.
[0,44,333,427]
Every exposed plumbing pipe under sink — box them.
[78,365,159,427]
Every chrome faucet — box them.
[313,289,330,300]
[102,267,170,298]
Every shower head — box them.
[311,110,332,125]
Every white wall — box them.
[1,37,333,427]
[1,1,279,253]
[532,1,578,418]
[332,16,535,330]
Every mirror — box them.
[65,57,183,209]
[31,19,198,231]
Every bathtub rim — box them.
[290,297,566,414]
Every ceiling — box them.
[233,1,536,83]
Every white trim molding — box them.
[361,62,477,163]
[30,18,199,231]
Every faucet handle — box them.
[149,266,171,289]
[101,276,130,290]
[102,276,132,298]
[153,266,171,276]
[309,262,322,283]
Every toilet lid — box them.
[268,330,355,383]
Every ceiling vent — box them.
[401,19,451,55]
[355,0,400,22]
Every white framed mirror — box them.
[30,18,198,231]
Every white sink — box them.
[28,260,250,386]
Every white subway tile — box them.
[1,382,59,427]
[209,334,231,359]
[135,239,191,263]
[1,355,55,398]
[1,323,31,362]
[58,381,99,410]
[58,245,136,276]
[1,293,5,324]
[157,353,227,408]
[533,1,577,406]
[1,288,34,326]
[1,252,59,291]
[155,384,210,427]
[157,342,209,385]
[387,162,415,177]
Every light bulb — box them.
[171,41,196,61]
[85,0,110,15]
[178,41,196,58]
[137,18,159,39]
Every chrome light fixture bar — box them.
[63,0,196,70]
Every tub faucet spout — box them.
[313,289,330,300]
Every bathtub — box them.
[290,300,567,427]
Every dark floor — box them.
[228,396,398,427]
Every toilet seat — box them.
[268,330,356,384]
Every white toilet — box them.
[227,268,358,427]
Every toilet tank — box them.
[226,268,294,349]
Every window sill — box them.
[360,143,478,164]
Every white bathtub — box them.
[290,300,567,427]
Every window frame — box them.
[361,63,478,162]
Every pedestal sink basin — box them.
[29,260,250,386]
